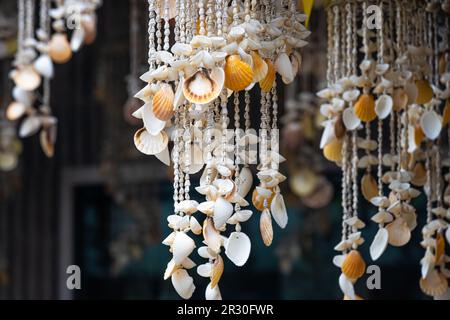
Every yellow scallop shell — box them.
[251,51,268,83]
[361,173,378,202]
[224,55,254,92]
[354,93,376,122]
[153,84,174,121]
[259,59,276,93]
[415,80,433,105]
[341,250,366,281]
[323,139,343,162]
[411,162,427,187]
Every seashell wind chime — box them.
[319,0,450,300]
[6,0,101,157]
[132,0,311,300]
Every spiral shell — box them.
[341,250,366,281]
[260,208,273,247]
[153,84,174,121]
[354,94,376,122]
[259,59,276,93]
[224,55,254,92]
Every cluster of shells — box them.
[319,0,450,299]
[132,0,309,300]
[6,0,101,158]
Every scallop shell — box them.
[435,233,445,264]
[251,51,268,83]
[260,208,273,247]
[323,139,343,162]
[420,270,448,297]
[252,188,274,211]
[172,232,196,264]
[224,55,254,92]
[270,193,288,229]
[341,250,366,280]
[361,173,378,202]
[225,231,251,266]
[375,94,393,120]
[210,255,224,289]
[171,269,195,300]
[142,102,166,135]
[133,128,168,155]
[370,228,389,261]
[259,59,276,93]
[49,33,72,64]
[386,217,411,247]
[13,66,41,91]
[411,162,427,187]
[6,102,27,121]
[183,67,224,104]
[152,84,174,121]
[393,88,408,111]
[354,93,376,122]
[415,80,434,105]
[420,110,442,140]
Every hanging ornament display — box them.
[6,0,102,158]
[132,0,311,300]
[319,0,450,300]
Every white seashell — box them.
[334,239,351,252]
[176,215,190,230]
[155,146,170,166]
[421,248,435,279]
[204,218,222,253]
[134,84,153,102]
[344,217,365,229]
[171,43,193,56]
[214,179,234,196]
[190,216,202,235]
[320,120,336,149]
[6,101,27,121]
[237,166,253,198]
[446,227,450,245]
[229,210,253,224]
[217,165,232,177]
[171,269,195,300]
[375,63,390,75]
[370,228,389,261]
[333,254,346,267]
[213,197,234,229]
[155,50,174,64]
[181,257,196,270]
[198,201,215,215]
[142,102,165,135]
[339,273,355,300]
[386,217,411,247]
[370,196,390,208]
[12,86,34,106]
[198,246,215,259]
[371,211,394,224]
[177,200,199,215]
[19,116,42,138]
[375,94,393,120]
[225,232,251,267]
[343,89,360,102]
[270,193,288,229]
[205,283,222,300]
[275,53,294,84]
[172,232,196,264]
[317,88,334,100]
[71,27,85,52]
[420,110,442,140]
[164,259,178,280]
[197,263,212,278]
[343,108,361,130]
[13,67,41,91]
[162,232,176,246]
[34,54,54,79]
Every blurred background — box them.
[0,0,429,300]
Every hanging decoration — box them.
[132,0,311,300]
[6,0,102,158]
[319,0,450,300]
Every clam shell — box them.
[6,101,27,121]
[260,208,273,247]
[13,66,41,91]
[133,128,168,155]
[142,101,166,136]
[237,166,253,198]
[198,201,215,215]
[205,282,222,300]
[189,216,202,235]
[375,94,393,120]
[252,188,274,211]
[152,84,174,121]
[172,232,196,264]
[370,228,389,261]
[415,80,434,105]
[339,273,355,300]
[155,146,171,166]
[386,217,411,247]
[225,231,251,266]
[341,250,366,280]
[203,218,222,253]
[34,54,54,79]
[171,42,193,56]
[320,120,336,149]
[420,270,448,297]
[171,269,195,300]
[49,33,72,64]
[197,263,212,277]
[224,55,254,92]
[183,68,224,104]
[275,52,294,84]
[354,94,376,122]
[213,197,234,229]
[164,259,178,280]
[270,193,288,229]
[19,116,42,138]
[259,59,276,93]
[420,110,442,140]
[323,139,343,162]
[177,200,199,215]
[251,51,268,83]
[343,89,360,102]
[361,173,378,202]
[210,255,224,289]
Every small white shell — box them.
[19,116,42,138]
[420,110,442,140]
[275,52,294,84]
[190,216,202,235]
[237,166,253,198]
[197,263,212,278]
[343,89,360,102]
[172,232,196,264]
[343,108,361,131]
[34,54,54,79]
[205,282,222,300]
[213,197,234,229]
[142,102,166,135]
[270,193,288,229]
[339,273,355,300]
[375,94,393,120]
[225,232,251,267]
[370,228,389,261]
[171,269,195,300]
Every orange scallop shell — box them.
[252,188,275,212]
[224,55,254,92]
[251,51,268,83]
[354,93,376,122]
[341,250,366,280]
[259,59,276,93]
[153,84,174,121]
[323,139,343,162]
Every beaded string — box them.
[163,0,171,51]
